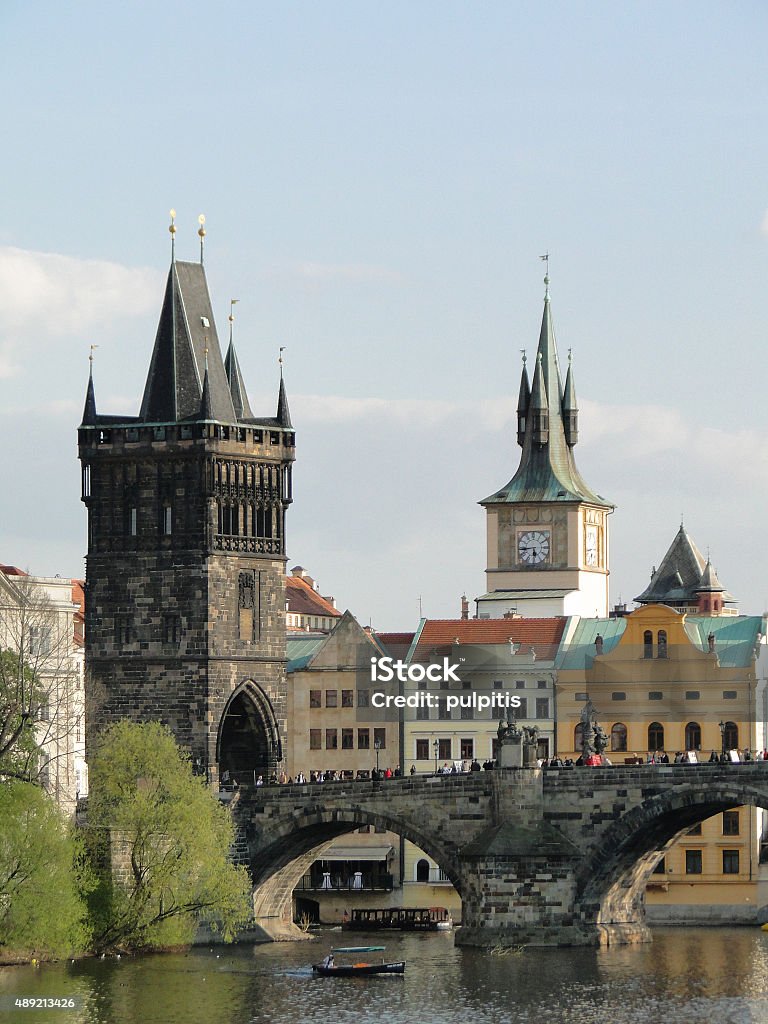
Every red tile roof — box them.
[376,632,416,659]
[413,617,567,660]
[286,575,341,618]
[0,564,27,576]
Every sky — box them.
[1,1,768,629]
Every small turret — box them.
[562,350,578,447]
[528,351,549,444]
[516,353,531,447]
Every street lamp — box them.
[433,739,439,776]
[374,738,381,774]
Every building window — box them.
[373,728,386,750]
[309,729,321,750]
[611,723,628,752]
[129,507,138,536]
[460,682,474,720]
[724,722,739,749]
[687,823,702,835]
[341,690,354,708]
[325,690,337,708]
[685,722,701,750]
[643,630,653,659]
[516,697,528,719]
[357,689,369,708]
[648,691,663,701]
[536,697,549,719]
[326,729,338,750]
[515,680,525,689]
[723,691,737,700]
[723,811,740,836]
[685,850,703,875]
[162,505,172,535]
[162,614,180,646]
[722,849,740,875]
[575,692,589,702]
[493,680,503,689]
[341,728,354,750]
[309,690,321,709]
[653,857,666,874]
[648,722,664,751]
[686,691,700,701]
[537,679,547,689]
[358,729,370,750]
[657,630,667,659]
[438,689,452,719]
[114,615,131,645]
[416,858,430,882]
[438,738,451,760]
[460,738,474,759]
[611,692,626,701]
[415,738,429,760]
[574,723,585,752]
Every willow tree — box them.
[86,721,252,952]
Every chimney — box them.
[461,594,469,620]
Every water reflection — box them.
[2,929,768,1024]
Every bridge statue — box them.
[579,698,607,758]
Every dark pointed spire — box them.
[528,351,549,443]
[562,349,578,447]
[223,301,254,420]
[277,360,292,428]
[200,364,214,420]
[82,353,97,426]
[139,261,236,423]
[516,351,530,447]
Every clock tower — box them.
[478,274,613,618]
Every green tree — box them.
[0,648,43,778]
[87,721,252,952]
[0,781,91,957]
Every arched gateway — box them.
[233,765,768,947]
[218,682,282,785]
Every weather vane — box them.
[279,346,286,378]
[198,214,206,264]
[520,348,526,366]
[228,298,239,343]
[169,209,177,261]
[89,343,99,366]
[540,252,550,296]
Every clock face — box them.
[518,530,550,565]
[585,525,598,567]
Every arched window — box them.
[611,723,628,752]
[574,723,585,752]
[657,630,668,659]
[416,858,430,882]
[648,722,664,751]
[685,722,702,751]
[724,721,739,750]
[643,630,653,659]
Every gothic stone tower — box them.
[78,239,294,786]
[478,274,613,619]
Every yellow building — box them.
[557,603,766,923]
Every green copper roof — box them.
[684,615,765,668]
[481,293,612,508]
[556,617,626,669]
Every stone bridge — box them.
[232,763,768,947]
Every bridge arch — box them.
[575,779,768,936]
[240,791,466,934]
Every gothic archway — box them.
[217,681,281,785]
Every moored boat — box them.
[312,960,405,977]
[342,906,453,931]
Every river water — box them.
[2,928,768,1024]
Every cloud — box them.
[291,392,510,430]
[0,245,160,379]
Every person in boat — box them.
[321,953,334,969]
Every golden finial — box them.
[198,214,206,264]
[228,298,239,343]
[520,348,527,366]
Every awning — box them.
[320,845,393,862]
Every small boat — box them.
[312,945,405,977]
[312,960,405,977]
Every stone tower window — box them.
[643,630,653,659]
[238,570,258,641]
